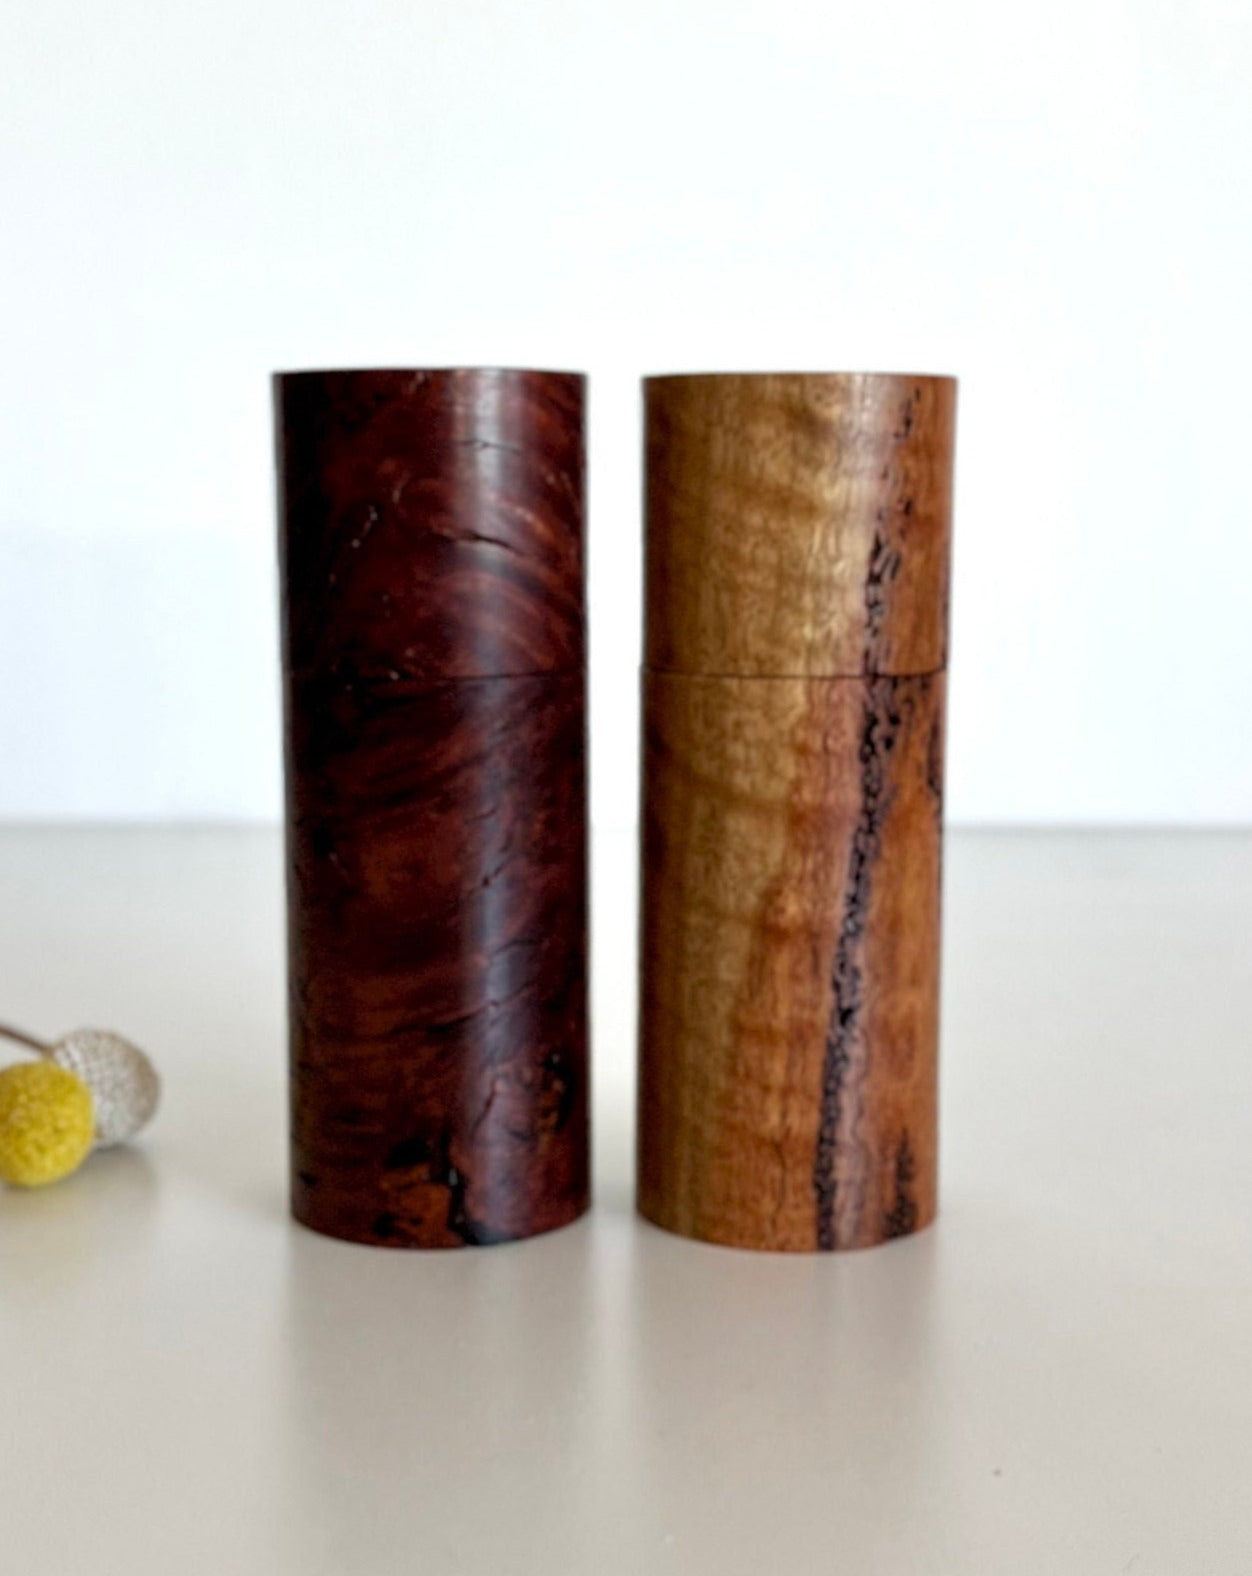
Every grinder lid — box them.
[644,372,955,679]
[277,367,585,682]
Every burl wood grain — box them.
[277,368,588,1248]
[281,369,584,680]
[639,671,944,1251]
[638,373,955,1252]
[645,373,954,678]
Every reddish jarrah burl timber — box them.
[638,373,956,1252]
[277,369,588,1247]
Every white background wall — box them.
[1,0,1249,826]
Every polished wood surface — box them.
[639,671,944,1250]
[645,373,954,678]
[280,368,584,680]
[638,373,954,1252]
[278,368,588,1247]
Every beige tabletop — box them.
[1,826,1248,1574]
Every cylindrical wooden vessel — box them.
[638,372,956,1252]
[277,368,589,1247]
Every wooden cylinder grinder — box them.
[277,368,589,1248]
[637,372,956,1251]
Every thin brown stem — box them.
[0,1021,51,1055]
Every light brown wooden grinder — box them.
[638,373,956,1251]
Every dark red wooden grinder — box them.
[276,369,588,1247]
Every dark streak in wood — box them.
[815,678,906,1248]
[883,1130,919,1240]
